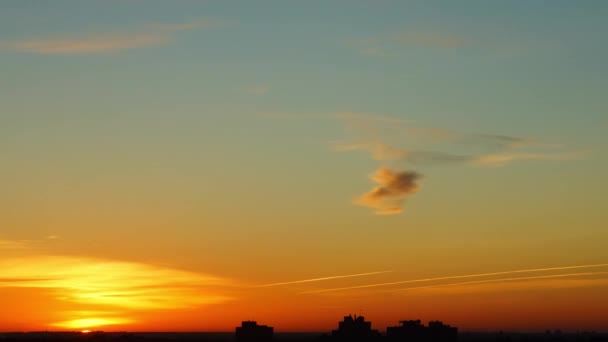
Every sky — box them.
[1,0,608,333]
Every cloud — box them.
[396,271,608,295]
[356,167,422,215]
[335,112,414,125]
[351,31,476,57]
[4,34,169,54]
[474,151,585,167]
[0,256,232,310]
[0,239,31,250]
[0,239,232,329]
[1,19,219,54]
[258,270,391,287]
[334,142,471,164]
[333,113,582,167]
[51,317,136,330]
[246,84,270,95]
[387,32,475,49]
[263,112,583,215]
[302,263,608,294]
[359,47,392,57]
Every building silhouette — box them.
[330,315,381,341]
[386,319,457,342]
[235,321,273,342]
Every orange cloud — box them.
[258,271,391,287]
[396,271,608,295]
[474,151,586,166]
[0,256,232,310]
[303,263,608,294]
[356,167,422,215]
[1,20,219,54]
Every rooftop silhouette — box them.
[386,319,458,342]
[328,315,381,341]
[235,321,273,342]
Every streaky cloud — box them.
[474,151,587,166]
[0,19,220,55]
[302,263,608,294]
[335,112,414,125]
[352,31,475,51]
[396,271,608,293]
[0,256,233,309]
[257,270,392,287]
[0,239,31,250]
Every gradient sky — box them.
[1,0,608,333]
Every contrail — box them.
[257,271,392,287]
[396,271,608,292]
[302,263,608,294]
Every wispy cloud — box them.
[258,270,391,287]
[351,31,476,57]
[245,84,270,95]
[359,47,393,57]
[335,112,414,125]
[0,19,220,54]
[396,271,608,294]
[474,151,585,167]
[52,317,136,330]
[262,112,583,215]
[332,113,584,214]
[0,256,232,310]
[0,239,31,250]
[356,32,475,49]
[302,263,608,294]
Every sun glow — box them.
[0,256,232,310]
[52,317,134,330]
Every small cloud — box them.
[334,112,413,125]
[0,239,30,250]
[474,151,586,167]
[246,84,270,95]
[333,142,471,164]
[389,32,475,49]
[152,20,223,32]
[356,167,422,215]
[359,47,393,57]
[4,34,169,54]
[0,19,219,55]
[349,31,476,57]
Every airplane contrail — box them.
[395,271,608,292]
[302,263,608,294]
[257,271,392,287]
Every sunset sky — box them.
[1,0,608,333]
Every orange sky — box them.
[1,250,608,332]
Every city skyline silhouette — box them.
[1,0,607,336]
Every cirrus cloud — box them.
[0,19,221,55]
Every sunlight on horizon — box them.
[51,318,134,330]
